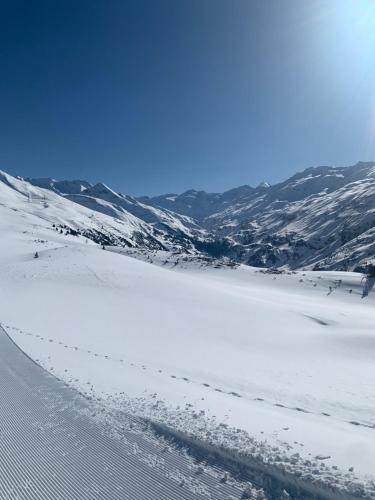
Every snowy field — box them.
[1,176,375,497]
[1,324,251,500]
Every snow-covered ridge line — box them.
[140,162,375,271]
[0,170,203,252]
[26,173,207,246]
[1,195,374,497]
[7,162,375,270]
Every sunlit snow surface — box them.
[0,175,374,498]
[0,325,253,499]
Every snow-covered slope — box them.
[0,170,195,250]
[25,162,375,271]
[139,184,257,221]
[0,186,374,497]
[28,176,206,247]
[25,176,92,194]
[141,162,375,271]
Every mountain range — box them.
[1,161,373,271]
[140,162,375,271]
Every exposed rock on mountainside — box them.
[6,161,375,270]
[140,162,375,271]
[1,171,201,252]
[26,175,207,250]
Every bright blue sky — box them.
[1,0,375,195]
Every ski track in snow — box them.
[0,325,260,500]
[0,176,374,499]
[2,324,374,499]
[5,323,375,433]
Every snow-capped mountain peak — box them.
[258,181,271,188]
[26,177,92,195]
[140,162,375,271]
[3,161,375,271]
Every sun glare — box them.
[339,0,375,41]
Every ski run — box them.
[0,170,374,499]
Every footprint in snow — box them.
[302,314,331,326]
[294,407,309,413]
[229,391,242,397]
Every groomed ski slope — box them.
[0,325,251,500]
[0,187,374,497]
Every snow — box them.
[0,170,206,252]
[1,170,375,496]
[1,324,231,500]
[143,162,375,272]
[27,163,375,272]
[26,172,206,245]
